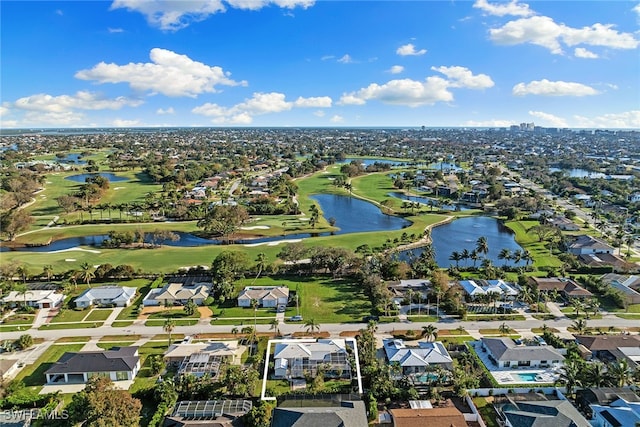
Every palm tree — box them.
[572,318,588,335]
[79,262,95,287]
[498,248,512,267]
[16,265,29,284]
[251,298,259,330]
[475,236,489,259]
[470,250,480,268]
[586,361,606,387]
[498,322,511,336]
[163,318,176,347]
[460,248,470,267]
[303,318,320,336]
[269,318,280,337]
[449,251,461,268]
[571,299,584,318]
[42,264,54,282]
[13,283,30,309]
[556,358,582,396]
[607,359,633,387]
[421,324,438,342]
[242,326,257,356]
[253,253,267,283]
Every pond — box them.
[549,167,606,179]
[401,216,526,268]
[54,153,86,164]
[426,162,464,172]
[65,173,129,183]
[2,194,411,252]
[343,158,407,167]
[388,192,471,211]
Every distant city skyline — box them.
[1,0,639,129]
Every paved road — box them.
[1,314,637,343]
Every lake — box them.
[401,216,526,268]
[549,167,606,179]
[2,194,411,252]
[55,153,86,164]
[343,158,406,167]
[65,173,130,183]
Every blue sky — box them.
[1,0,639,129]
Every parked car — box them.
[277,305,286,313]
[290,315,303,321]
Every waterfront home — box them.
[237,286,289,308]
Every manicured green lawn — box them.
[472,397,500,427]
[97,342,135,350]
[232,275,372,323]
[1,314,35,326]
[15,344,85,387]
[84,308,113,322]
[49,308,91,323]
[111,320,135,327]
[40,322,103,330]
[145,319,198,327]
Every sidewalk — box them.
[103,307,124,327]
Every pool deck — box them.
[470,340,560,385]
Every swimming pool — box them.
[514,373,539,382]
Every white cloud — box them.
[338,94,367,105]
[111,0,314,31]
[156,107,175,115]
[490,15,639,54]
[75,48,247,97]
[313,110,325,117]
[388,65,404,74]
[340,66,493,107]
[11,91,142,112]
[574,47,598,59]
[573,110,640,128]
[396,43,427,56]
[513,79,599,96]
[340,77,453,107]
[108,27,124,33]
[112,118,141,127]
[0,106,8,116]
[294,96,332,108]
[473,0,533,17]
[193,91,329,123]
[21,111,86,126]
[337,54,353,63]
[431,66,494,89]
[321,55,335,61]
[330,115,344,123]
[464,119,516,127]
[528,110,568,127]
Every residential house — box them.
[386,279,430,305]
[458,279,519,301]
[528,277,593,299]
[383,339,453,383]
[237,286,288,308]
[389,405,468,427]
[480,337,564,369]
[74,286,137,308]
[591,398,640,427]
[601,273,640,304]
[164,340,244,379]
[574,335,640,367]
[576,387,640,419]
[567,235,615,256]
[1,289,63,309]
[164,400,252,427]
[496,396,590,427]
[44,346,140,384]
[271,400,368,427]
[273,339,352,380]
[143,280,211,306]
[550,216,580,231]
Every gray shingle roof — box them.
[482,337,564,362]
[44,346,139,375]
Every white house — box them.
[382,339,453,382]
[74,286,137,308]
[273,339,352,380]
[2,289,63,309]
[44,347,140,384]
[567,235,615,256]
[601,273,640,305]
[458,279,519,300]
[237,286,288,308]
[143,281,212,306]
[480,337,564,369]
